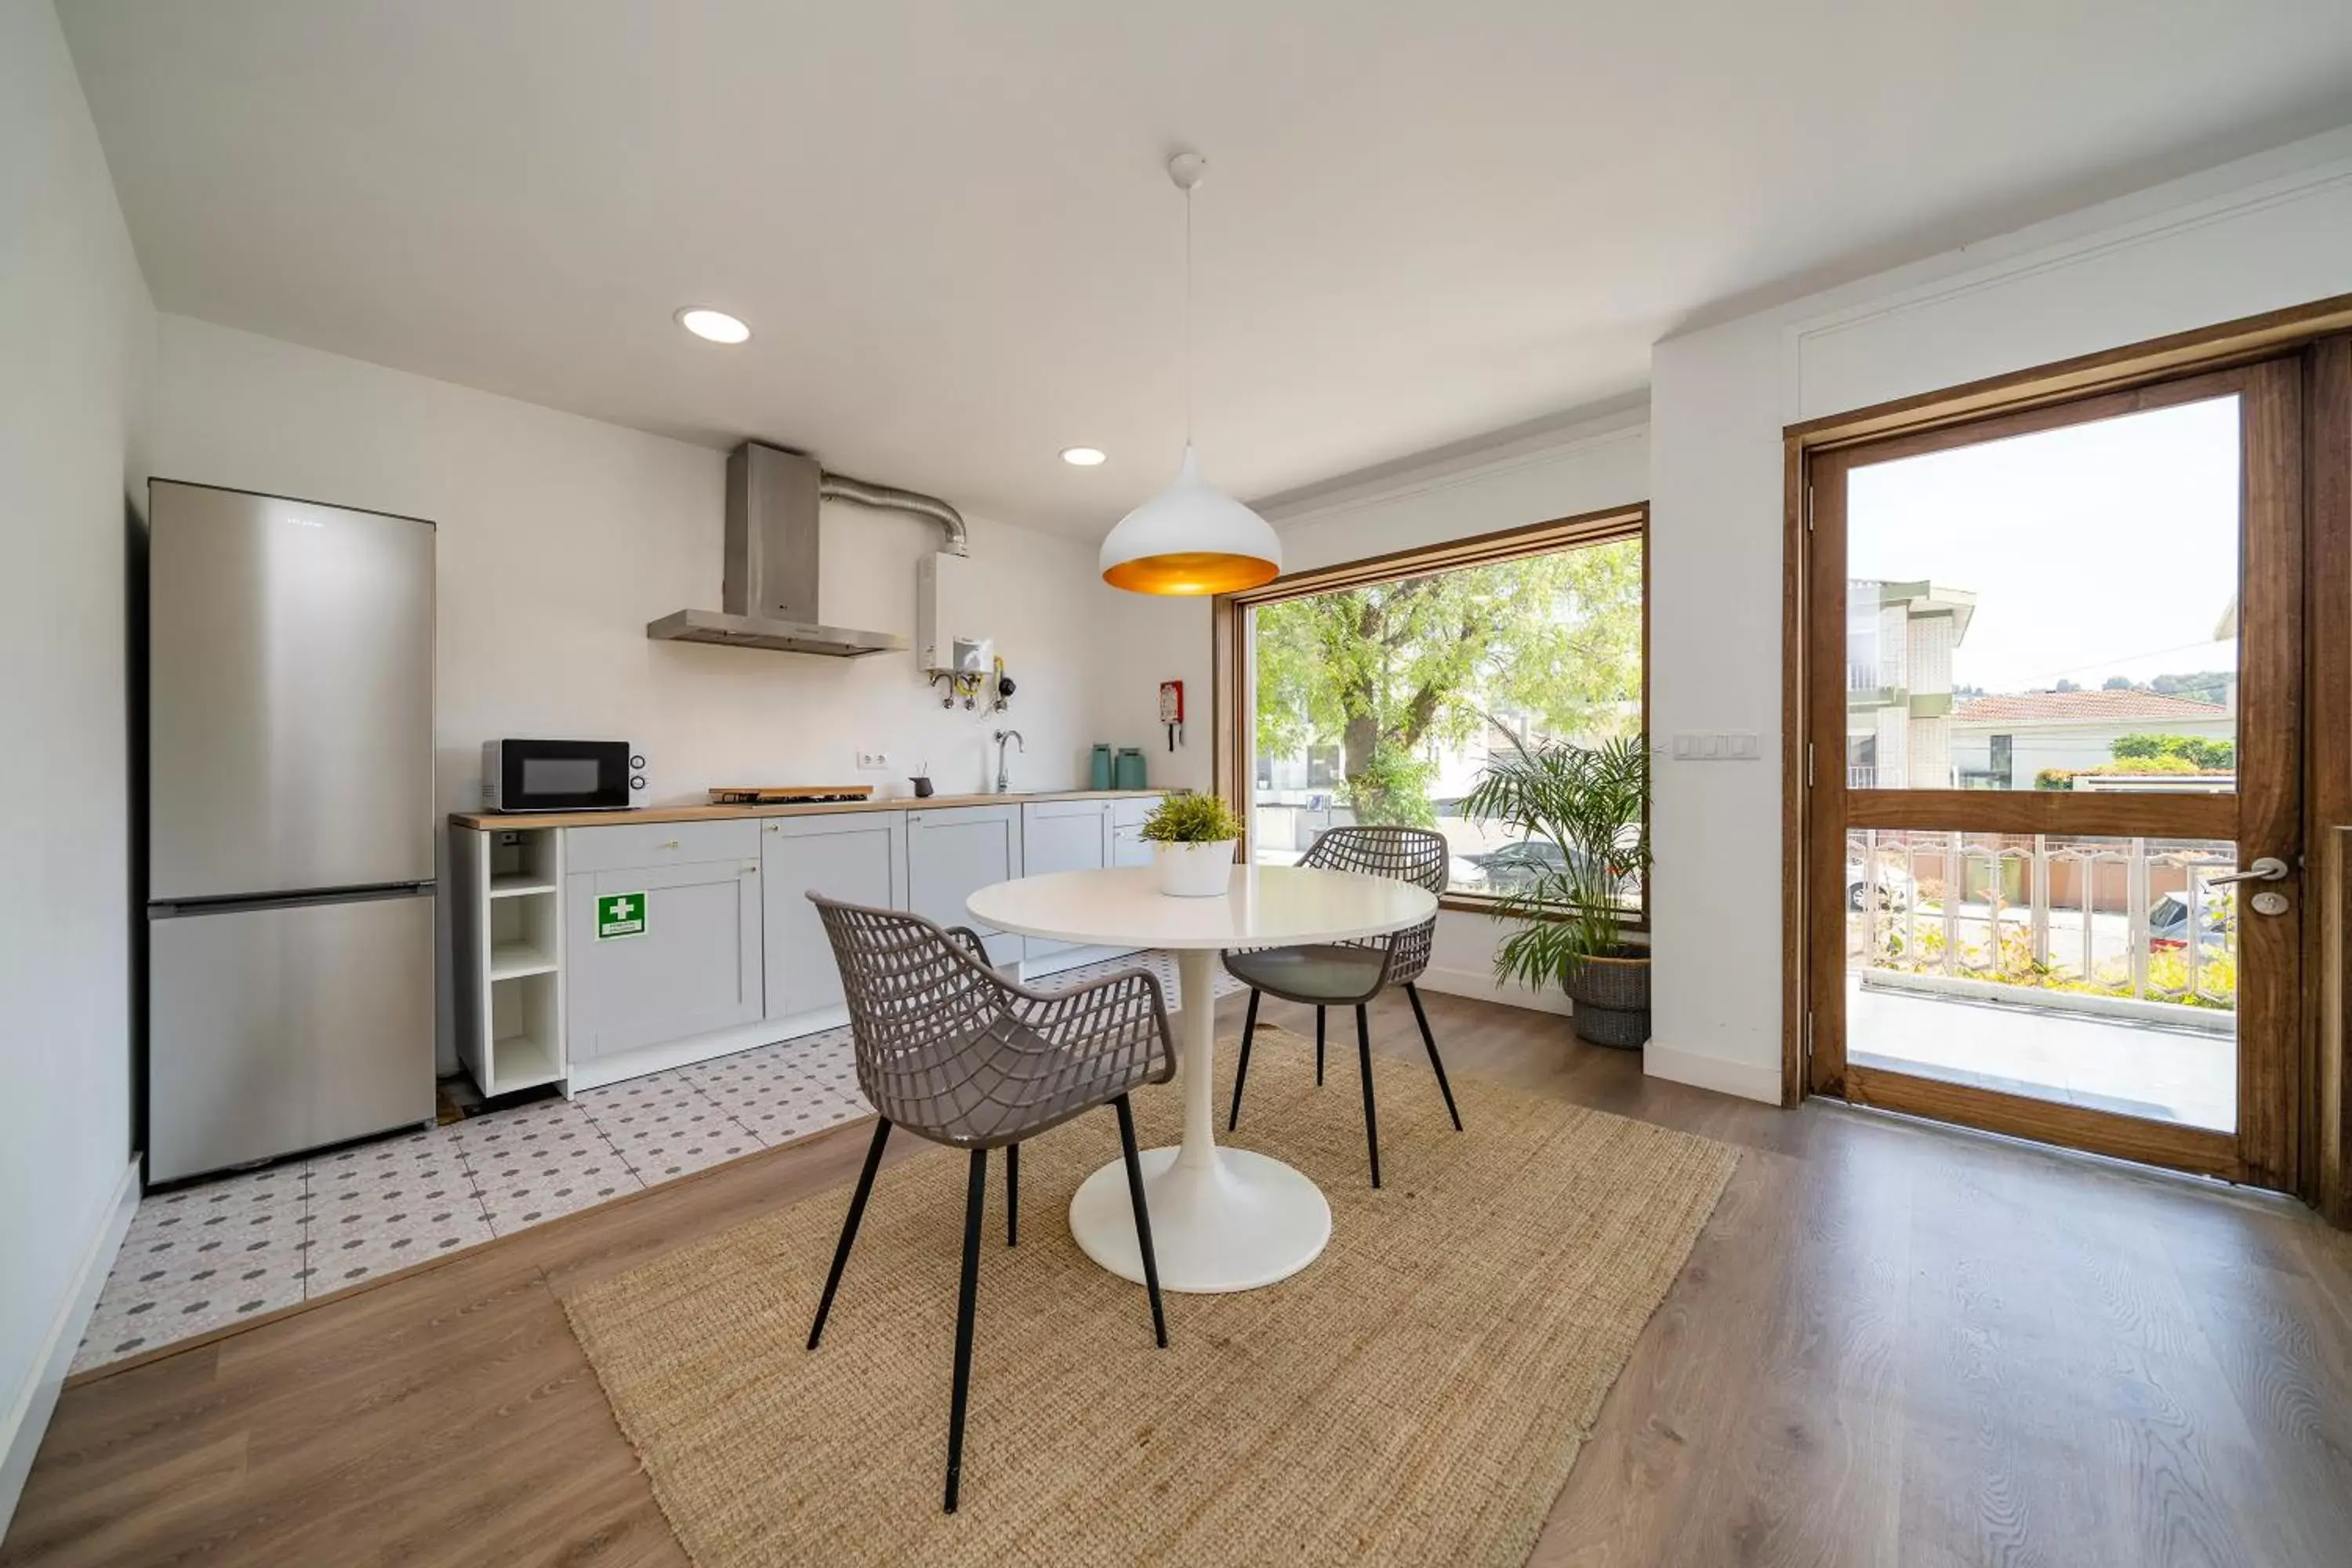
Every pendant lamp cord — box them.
[1181,182,1195,445]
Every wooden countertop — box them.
[449,788,1167,832]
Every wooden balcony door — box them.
[1803,358,2303,1185]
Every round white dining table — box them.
[965,861,1436,1293]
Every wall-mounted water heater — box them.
[916,551,991,674]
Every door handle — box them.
[2207,856,2290,886]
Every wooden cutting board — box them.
[706,785,875,804]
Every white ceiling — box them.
[60,0,2352,535]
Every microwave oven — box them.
[481,739,645,812]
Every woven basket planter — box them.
[1563,945,1650,1049]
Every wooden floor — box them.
[8,985,2352,1566]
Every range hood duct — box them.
[647,441,967,655]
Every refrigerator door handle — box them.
[151,881,435,918]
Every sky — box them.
[1845,396,2240,697]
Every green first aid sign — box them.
[597,891,647,939]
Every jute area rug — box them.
[564,1025,1737,1567]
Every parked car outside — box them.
[2148,885,2233,954]
[1463,838,1645,909]
[1466,839,1569,896]
[1846,858,1916,911]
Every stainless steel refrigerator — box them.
[146,480,437,1184]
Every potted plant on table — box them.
[1459,734,1651,1048]
[1139,792,1246,898]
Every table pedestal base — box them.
[1068,1145,1332,1294]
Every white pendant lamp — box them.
[1099,152,1283,595]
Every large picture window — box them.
[1214,506,1646,912]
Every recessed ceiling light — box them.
[676,307,750,344]
[1060,446,1108,467]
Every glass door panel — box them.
[1844,396,2241,795]
[1845,828,2238,1131]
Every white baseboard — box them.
[1415,964,1573,1016]
[2,1156,140,1534]
[1642,1041,1784,1105]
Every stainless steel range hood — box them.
[648,441,967,656]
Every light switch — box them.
[1671,730,1763,761]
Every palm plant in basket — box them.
[1458,734,1651,1047]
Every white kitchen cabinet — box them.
[763,811,906,1023]
[1110,793,1163,868]
[455,793,1163,1093]
[906,804,1024,965]
[1021,799,1110,960]
[564,822,763,1064]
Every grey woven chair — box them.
[804,895,1175,1514]
[1223,826,1460,1188]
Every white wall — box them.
[0,0,153,1527]
[1086,586,1215,793]
[149,315,1107,1070]
[1647,125,2352,1105]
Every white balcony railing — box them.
[1848,829,2236,1014]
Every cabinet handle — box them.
[662,839,681,851]
[745,863,759,873]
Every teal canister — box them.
[1114,747,1147,790]
[1090,744,1113,791]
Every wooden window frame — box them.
[1211,503,1648,920]
[1782,289,2352,1224]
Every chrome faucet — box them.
[993,729,1025,793]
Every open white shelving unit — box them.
[452,824,568,1098]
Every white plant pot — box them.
[1154,839,1236,898]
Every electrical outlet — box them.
[855,750,891,772]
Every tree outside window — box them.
[1247,535,1643,898]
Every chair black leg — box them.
[1356,1004,1381,1189]
[1405,984,1463,1132]
[1315,1007,1326,1086]
[944,1147,989,1515]
[807,1117,891,1350]
[1113,1094,1168,1348]
[1226,989,1261,1131]
[1005,1142,1019,1247]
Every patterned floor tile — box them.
[300,1209,495,1294]
[729,1077,871,1147]
[68,947,1227,1372]
[463,1100,642,1234]
[75,1167,308,1370]
[76,1270,303,1370]
[110,1166,308,1294]
[674,1044,786,1094]
[778,1028,856,1083]
[586,1073,761,1184]
[303,1130,492,1293]
[691,1036,835,1099]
